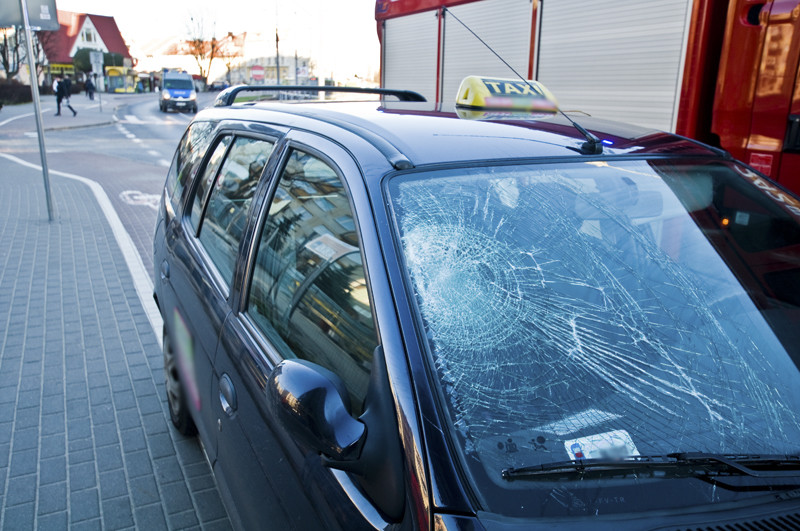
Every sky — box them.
[54,0,381,81]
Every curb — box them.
[43,116,118,132]
[42,104,120,132]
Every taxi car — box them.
[153,79,800,530]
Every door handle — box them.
[160,260,170,281]
[219,374,237,417]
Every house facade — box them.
[41,10,133,92]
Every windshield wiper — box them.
[502,453,800,481]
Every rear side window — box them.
[190,135,233,232]
[197,136,274,288]
[165,121,214,213]
[247,149,376,413]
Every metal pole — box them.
[275,29,280,85]
[19,0,53,221]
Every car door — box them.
[212,131,408,529]
[170,129,279,462]
[158,121,223,451]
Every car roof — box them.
[198,100,726,169]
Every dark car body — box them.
[153,93,800,530]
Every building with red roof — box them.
[40,10,135,92]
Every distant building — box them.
[133,32,316,89]
[223,33,314,86]
[40,10,133,92]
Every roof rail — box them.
[214,85,426,107]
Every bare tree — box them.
[186,17,222,82]
[219,32,244,83]
[0,27,22,79]
[31,30,56,81]
[1,27,55,84]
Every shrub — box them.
[0,79,33,105]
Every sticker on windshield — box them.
[564,430,639,460]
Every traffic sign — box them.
[0,0,59,30]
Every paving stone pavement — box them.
[0,162,231,529]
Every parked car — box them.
[153,80,800,530]
[208,81,228,92]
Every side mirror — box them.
[267,360,365,462]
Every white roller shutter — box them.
[537,0,693,132]
[383,11,440,103]
[441,0,534,106]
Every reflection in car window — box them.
[165,121,214,212]
[198,137,274,288]
[248,150,375,413]
[191,136,232,232]
[388,160,800,514]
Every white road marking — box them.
[0,153,163,347]
[147,150,160,157]
[120,190,160,211]
[158,159,171,167]
[118,114,183,126]
[0,108,53,127]
[125,134,136,139]
[132,138,142,144]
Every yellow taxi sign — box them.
[455,76,558,120]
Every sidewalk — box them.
[0,155,230,528]
[42,95,116,130]
[1,93,157,133]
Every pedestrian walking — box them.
[85,77,95,101]
[54,75,77,117]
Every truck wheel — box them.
[163,326,197,436]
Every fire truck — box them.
[376,0,800,194]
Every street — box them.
[0,91,232,529]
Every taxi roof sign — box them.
[455,76,558,120]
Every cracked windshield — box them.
[388,159,800,494]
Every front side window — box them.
[198,136,274,288]
[165,121,214,213]
[247,149,375,413]
[387,159,800,518]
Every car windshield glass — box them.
[387,159,800,517]
[165,79,194,90]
